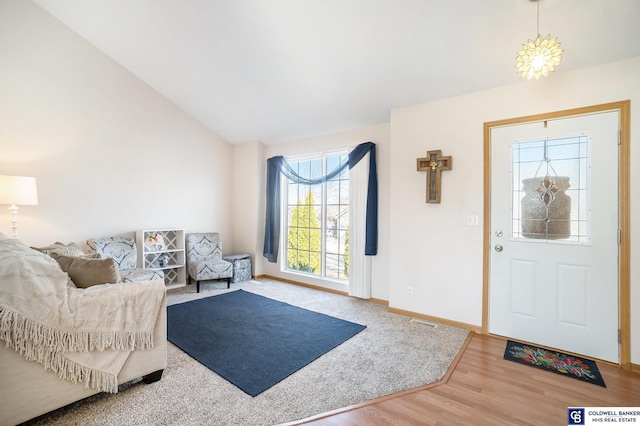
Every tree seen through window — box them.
[285,155,349,280]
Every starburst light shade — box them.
[515,33,563,80]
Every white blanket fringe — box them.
[50,351,119,394]
[0,311,120,393]
[0,308,153,354]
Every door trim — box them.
[482,100,631,369]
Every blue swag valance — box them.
[263,141,378,263]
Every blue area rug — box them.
[167,290,366,396]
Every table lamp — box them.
[0,175,38,239]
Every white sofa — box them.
[0,300,167,426]
[0,236,168,426]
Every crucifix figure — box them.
[416,150,452,203]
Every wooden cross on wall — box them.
[417,150,452,203]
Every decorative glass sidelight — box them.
[511,135,591,243]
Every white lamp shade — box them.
[0,175,38,205]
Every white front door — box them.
[489,111,620,363]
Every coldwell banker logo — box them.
[568,408,585,425]
[569,407,640,423]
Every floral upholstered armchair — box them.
[185,232,233,293]
[87,236,164,283]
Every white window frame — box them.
[281,150,349,282]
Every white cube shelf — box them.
[137,228,186,289]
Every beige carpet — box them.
[24,279,469,426]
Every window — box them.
[284,153,349,280]
[511,135,590,243]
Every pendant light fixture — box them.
[515,0,563,80]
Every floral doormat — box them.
[503,340,606,387]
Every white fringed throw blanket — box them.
[0,235,165,393]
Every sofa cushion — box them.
[32,242,86,257]
[87,237,137,270]
[51,253,121,288]
[120,268,164,283]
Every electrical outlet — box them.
[465,215,479,227]
[407,286,414,297]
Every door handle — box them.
[494,244,503,252]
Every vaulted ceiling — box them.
[33,0,640,145]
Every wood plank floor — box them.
[295,333,640,425]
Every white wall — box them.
[253,123,391,301]
[0,0,232,248]
[390,56,640,363]
[231,141,265,275]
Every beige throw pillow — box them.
[51,253,121,288]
